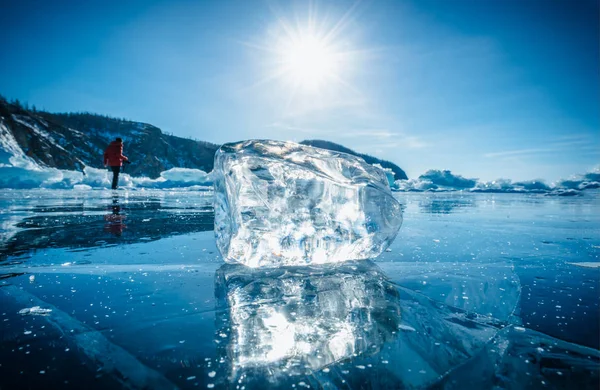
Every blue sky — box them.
[0,0,598,182]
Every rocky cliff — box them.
[0,98,219,178]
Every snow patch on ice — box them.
[566,262,600,268]
[134,168,212,189]
[18,306,52,316]
[399,324,416,332]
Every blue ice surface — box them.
[0,189,598,389]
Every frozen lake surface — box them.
[0,189,598,389]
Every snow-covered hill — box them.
[0,98,219,180]
[300,139,408,180]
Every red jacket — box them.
[103,141,128,166]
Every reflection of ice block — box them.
[214,261,401,382]
[213,140,403,267]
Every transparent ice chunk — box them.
[213,140,403,267]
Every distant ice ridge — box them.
[214,140,403,267]
[0,163,212,190]
[128,168,213,189]
[394,168,600,195]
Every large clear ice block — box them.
[213,140,403,267]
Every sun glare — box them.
[244,3,363,106]
[281,34,338,90]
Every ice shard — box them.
[213,140,403,267]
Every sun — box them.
[242,2,364,106]
[280,33,339,91]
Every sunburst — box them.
[244,1,363,102]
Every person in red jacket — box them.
[103,137,130,189]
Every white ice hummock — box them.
[213,140,403,267]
